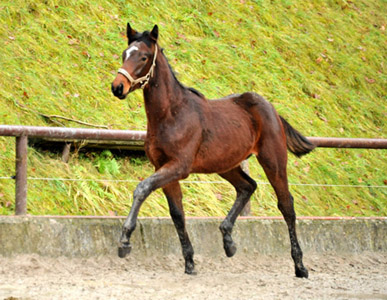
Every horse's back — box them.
[211,91,283,132]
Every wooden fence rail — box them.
[0,125,386,215]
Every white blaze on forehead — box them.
[125,45,139,60]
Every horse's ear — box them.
[150,25,158,42]
[126,22,137,44]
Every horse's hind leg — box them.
[218,166,257,257]
[257,141,308,278]
[163,182,195,274]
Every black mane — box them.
[161,49,205,99]
[131,31,205,99]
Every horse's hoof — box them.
[295,267,309,278]
[185,268,197,275]
[184,261,196,275]
[118,244,132,258]
[224,241,237,257]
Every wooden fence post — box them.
[15,135,28,215]
[61,142,71,163]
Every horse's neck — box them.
[143,53,185,126]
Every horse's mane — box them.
[160,48,205,99]
[133,31,205,99]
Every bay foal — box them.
[111,24,315,278]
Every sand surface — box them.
[0,253,386,300]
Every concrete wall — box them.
[0,216,385,258]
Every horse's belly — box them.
[192,131,256,174]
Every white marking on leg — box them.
[125,46,139,60]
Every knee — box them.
[133,180,152,201]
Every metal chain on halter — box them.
[117,45,158,90]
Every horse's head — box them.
[111,23,158,99]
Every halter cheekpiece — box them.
[117,44,158,89]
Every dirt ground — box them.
[0,252,386,300]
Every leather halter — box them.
[117,44,158,89]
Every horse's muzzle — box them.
[111,82,127,99]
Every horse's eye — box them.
[141,57,147,61]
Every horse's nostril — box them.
[112,83,124,97]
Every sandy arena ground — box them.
[0,253,386,300]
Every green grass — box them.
[0,0,386,217]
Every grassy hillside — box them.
[0,0,386,216]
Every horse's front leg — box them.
[118,162,190,258]
[118,178,153,258]
[163,182,195,274]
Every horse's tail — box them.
[280,116,316,157]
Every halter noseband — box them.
[117,44,158,90]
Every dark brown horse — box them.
[111,23,315,278]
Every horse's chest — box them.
[144,138,169,167]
